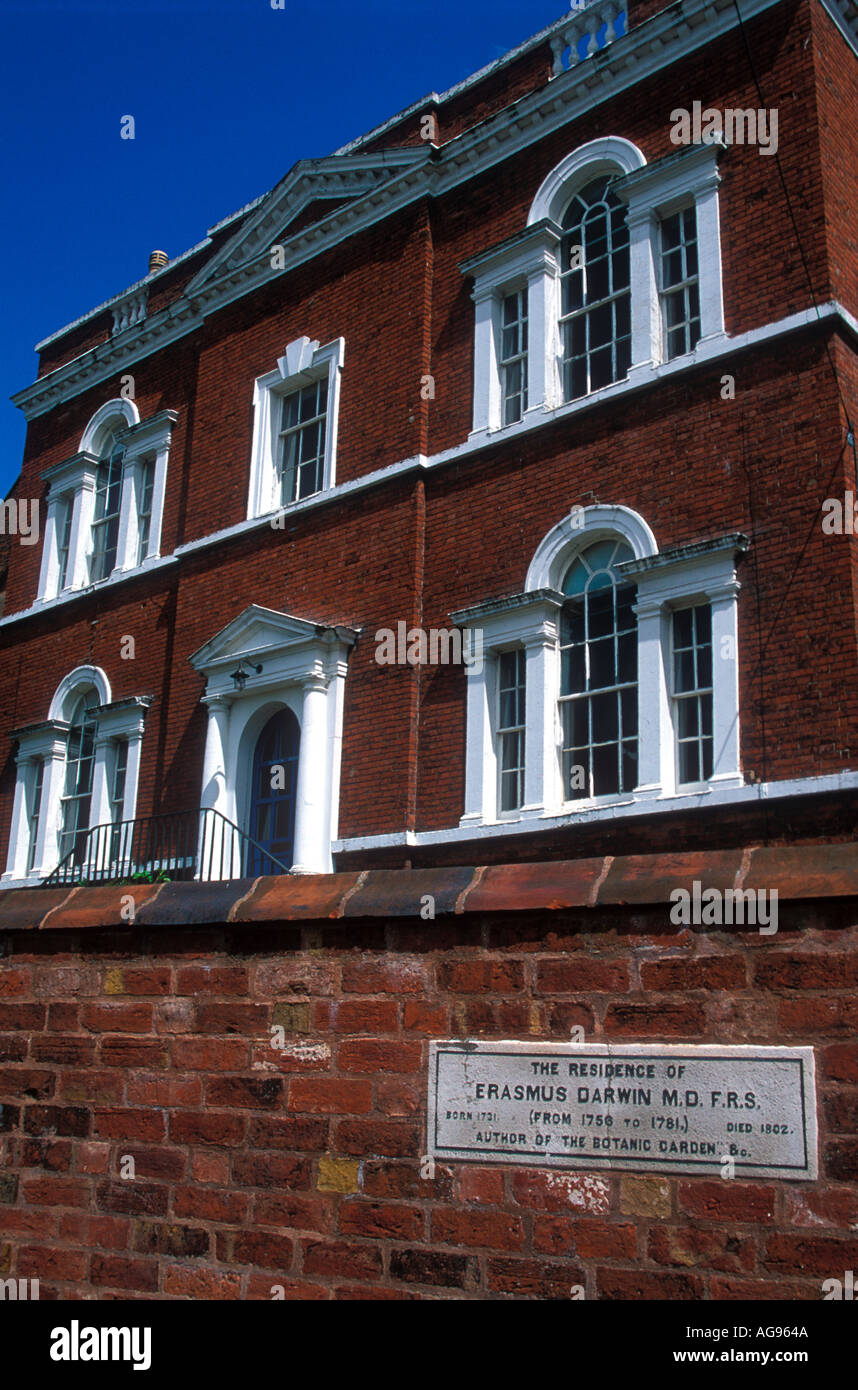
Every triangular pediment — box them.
[190,605,331,671]
[187,147,432,298]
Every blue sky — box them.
[0,0,566,497]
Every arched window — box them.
[462,137,725,438]
[454,510,745,829]
[36,398,175,605]
[248,708,300,873]
[558,539,638,800]
[560,177,631,401]
[58,691,99,864]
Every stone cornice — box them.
[1,840,857,928]
[12,0,787,423]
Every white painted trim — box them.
[332,769,858,854]
[79,398,139,455]
[463,222,562,430]
[4,301,854,629]
[248,336,345,520]
[0,555,178,629]
[4,301,851,628]
[49,666,112,721]
[455,517,745,829]
[190,606,357,875]
[32,407,176,606]
[528,136,646,225]
[526,504,658,591]
[90,699,151,834]
[4,680,152,881]
[176,456,423,559]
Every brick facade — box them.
[0,850,856,1299]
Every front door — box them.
[248,708,300,874]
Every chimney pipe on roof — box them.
[148,249,169,273]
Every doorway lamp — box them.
[229,662,263,691]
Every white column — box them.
[87,735,118,877]
[459,654,493,827]
[695,183,725,342]
[35,737,69,877]
[90,736,114,829]
[526,258,560,416]
[2,755,35,880]
[68,475,97,589]
[634,598,672,798]
[625,207,660,379]
[292,675,331,874]
[521,633,559,817]
[122,731,144,822]
[708,581,743,786]
[36,497,63,602]
[200,697,231,812]
[471,288,500,434]
[147,447,169,559]
[115,457,140,572]
[198,696,233,879]
[326,658,348,843]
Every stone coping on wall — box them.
[0,842,856,931]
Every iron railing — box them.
[41,808,291,887]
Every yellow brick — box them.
[272,1001,310,1033]
[620,1176,671,1219]
[104,967,124,995]
[317,1156,360,1194]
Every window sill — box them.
[467,336,731,447]
[1,555,178,629]
[337,769,858,855]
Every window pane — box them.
[589,638,615,689]
[675,648,696,692]
[618,632,637,684]
[593,742,619,795]
[591,692,618,744]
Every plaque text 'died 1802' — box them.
[428,1042,817,1180]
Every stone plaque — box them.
[428,1042,817,1179]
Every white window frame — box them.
[248,336,345,521]
[670,601,715,788]
[460,222,562,436]
[2,665,151,884]
[613,142,725,381]
[462,138,725,439]
[36,401,176,604]
[496,646,528,814]
[452,506,746,828]
[190,605,357,876]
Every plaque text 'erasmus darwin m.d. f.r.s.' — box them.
[428,1042,817,1179]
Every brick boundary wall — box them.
[0,846,857,1300]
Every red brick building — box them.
[1,0,857,1302]
[3,0,858,884]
